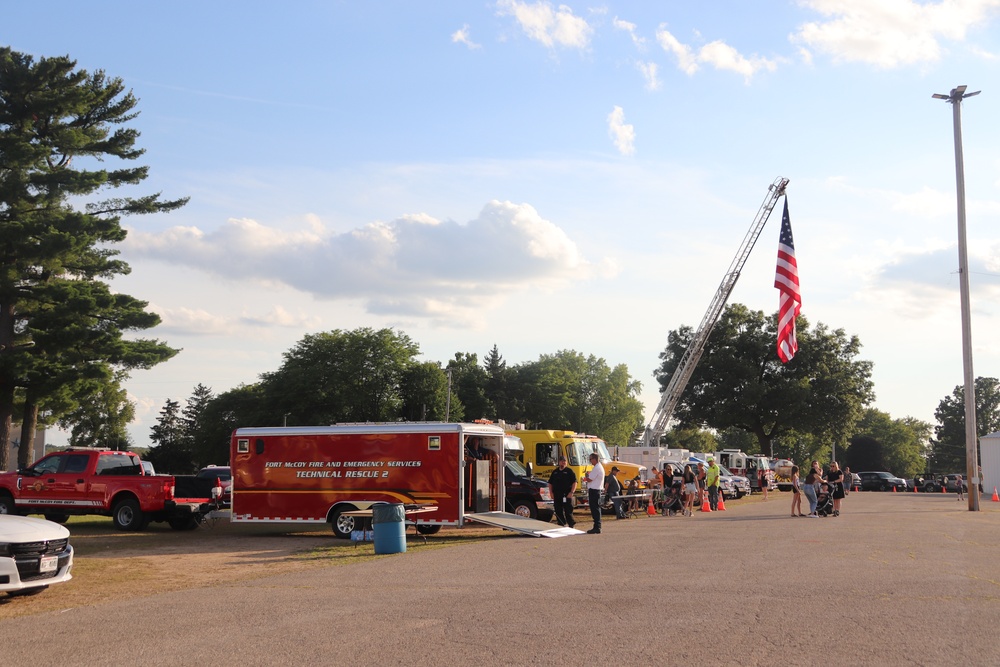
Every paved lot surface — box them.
[3,491,999,665]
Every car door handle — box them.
[47,478,56,483]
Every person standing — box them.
[828,461,845,516]
[790,465,803,517]
[583,453,605,534]
[803,464,821,517]
[605,466,625,519]
[843,466,853,496]
[682,464,697,517]
[956,473,965,501]
[548,455,577,528]
[705,456,721,511]
[758,467,769,500]
[696,462,707,507]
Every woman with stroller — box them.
[827,461,845,516]
[803,462,822,517]
[790,465,803,517]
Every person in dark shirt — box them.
[548,455,577,528]
[605,466,625,519]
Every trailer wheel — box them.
[112,497,146,531]
[509,497,537,520]
[415,525,441,535]
[330,506,357,540]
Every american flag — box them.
[774,199,800,363]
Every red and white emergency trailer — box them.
[231,422,516,539]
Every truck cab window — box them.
[31,456,62,475]
[96,454,141,476]
[536,443,559,467]
[63,454,90,474]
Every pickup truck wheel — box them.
[168,517,200,531]
[0,494,15,515]
[43,514,70,524]
[510,498,537,519]
[112,498,146,531]
[415,525,441,535]
[924,483,936,493]
[330,506,357,540]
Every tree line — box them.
[142,328,646,472]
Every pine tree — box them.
[0,48,184,469]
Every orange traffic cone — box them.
[941,485,946,493]
[717,496,727,511]
[992,487,999,502]
[647,498,656,516]
[892,486,897,492]
[912,484,917,493]
[700,498,712,513]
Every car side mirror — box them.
[526,462,534,476]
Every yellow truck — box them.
[503,427,646,505]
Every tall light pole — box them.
[932,84,981,511]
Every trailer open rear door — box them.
[465,511,583,538]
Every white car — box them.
[0,515,74,597]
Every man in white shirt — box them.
[583,452,605,534]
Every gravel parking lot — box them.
[3,492,998,665]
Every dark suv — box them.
[196,465,231,506]
[857,471,907,492]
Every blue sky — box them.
[5,1,1000,450]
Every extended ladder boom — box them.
[643,177,789,447]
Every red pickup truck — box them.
[0,449,221,531]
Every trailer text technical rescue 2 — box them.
[231,422,571,539]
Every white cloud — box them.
[496,0,593,49]
[636,60,660,90]
[125,201,613,321]
[452,24,482,49]
[656,25,776,81]
[613,16,645,49]
[656,25,699,75]
[698,40,778,83]
[607,106,636,156]
[792,0,1000,68]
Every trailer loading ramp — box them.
[465,512,584,537]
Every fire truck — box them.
[714,450,773,493]
[230,422,570,539]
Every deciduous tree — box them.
[655,304,874,457]
[930,377,1000,472]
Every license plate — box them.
[39,556,58,573]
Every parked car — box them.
[0,515,74,597]
[857,471,908,492]
[197,465,231,506]
[718,464,750,499]
[941,474,966,493]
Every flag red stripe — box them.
[774,199,800,364]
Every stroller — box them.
[815,483,834,517]
[660,481,685,516]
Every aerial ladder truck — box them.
[642,177,789,447]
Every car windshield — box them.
[593,440,613,462]
[198,468,231,481]
[505,459,529,477]
[717,464,734,476]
